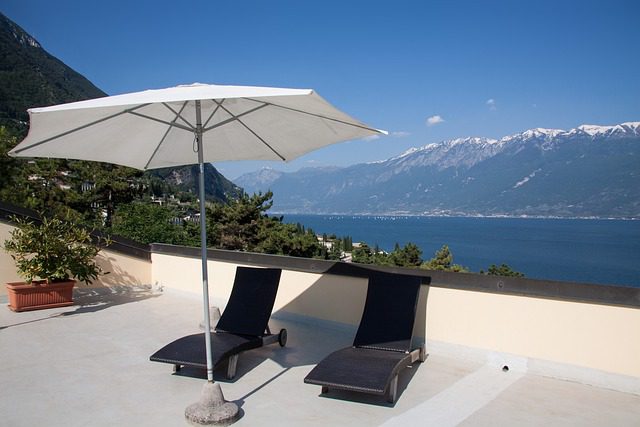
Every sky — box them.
[3,0,640,179]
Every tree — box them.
[389,242,423,267]
[205,191,323,257]
[352,243,375,264]
[207,191,273,250]
[0,127,147,227]
[256,220,320,258]
[111,202,197,246]
[69,161,145,228]
[481,263,525,277]
[421,245,469,272]
[342,236,353,251]
[0,126,21,200]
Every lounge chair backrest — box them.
[215,267,282,336]
[353,271,422,353]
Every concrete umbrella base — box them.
[185,382,240,426]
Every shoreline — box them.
[274,212,640,221]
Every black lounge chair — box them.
[304,271,425,403]
[150,266,286,379]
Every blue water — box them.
[282,215,640,287]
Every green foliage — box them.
[3,215,107,284]
[68,161,145,228]
[351,243,375,264]
[352,241,424,267]
[342,236,353,251]
[0,126,22,199]
[351,243,381,264]
[421,245,469,272]
[207,192,272,250]
[0,127,145,226]
[111,202,198,246]
[256,219,320,258]
[389,242,423,267]
[204,191,323,257]
[481,263,525,277]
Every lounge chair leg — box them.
[173,364,181,373]
[387,376,398,403]
[227,354,239,379]
[419,345,427,363]
[321,386,329,394]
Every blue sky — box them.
[4,0,640,179]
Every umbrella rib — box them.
[128,110,194,132]
[11,103,152,155]
[216,102,286,161]
[161,102,196,129]
[201,103,269,133]
[143,101,189,170]
[245,98,385,134]
[202,100,223,129]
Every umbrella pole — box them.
[195,101,215,383]
[185,100,240,425]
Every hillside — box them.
[235,122,640,218]
[0,12,240,203]
[150,164,242,203]
[0,12,105,128]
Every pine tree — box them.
[481,263,524,277]
[421,245,468,272]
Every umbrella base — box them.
[185,382,240,426]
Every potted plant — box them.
[3,215,107,312]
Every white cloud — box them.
[391,131,410,137]
[486,98,496,110]
[426,115,444,126]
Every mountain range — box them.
[235,122,640,218]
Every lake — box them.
[281,215,640,288]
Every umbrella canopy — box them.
[9,82,385,396]
[10,83,384,169]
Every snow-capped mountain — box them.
[234,122,640,218]
[386,137,504,171]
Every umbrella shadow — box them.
[61,284,161,316]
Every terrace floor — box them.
[1,286,639,426]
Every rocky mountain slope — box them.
[0,12,106,128]
[0,12,240,203]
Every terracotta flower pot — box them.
[5,280,75,312]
